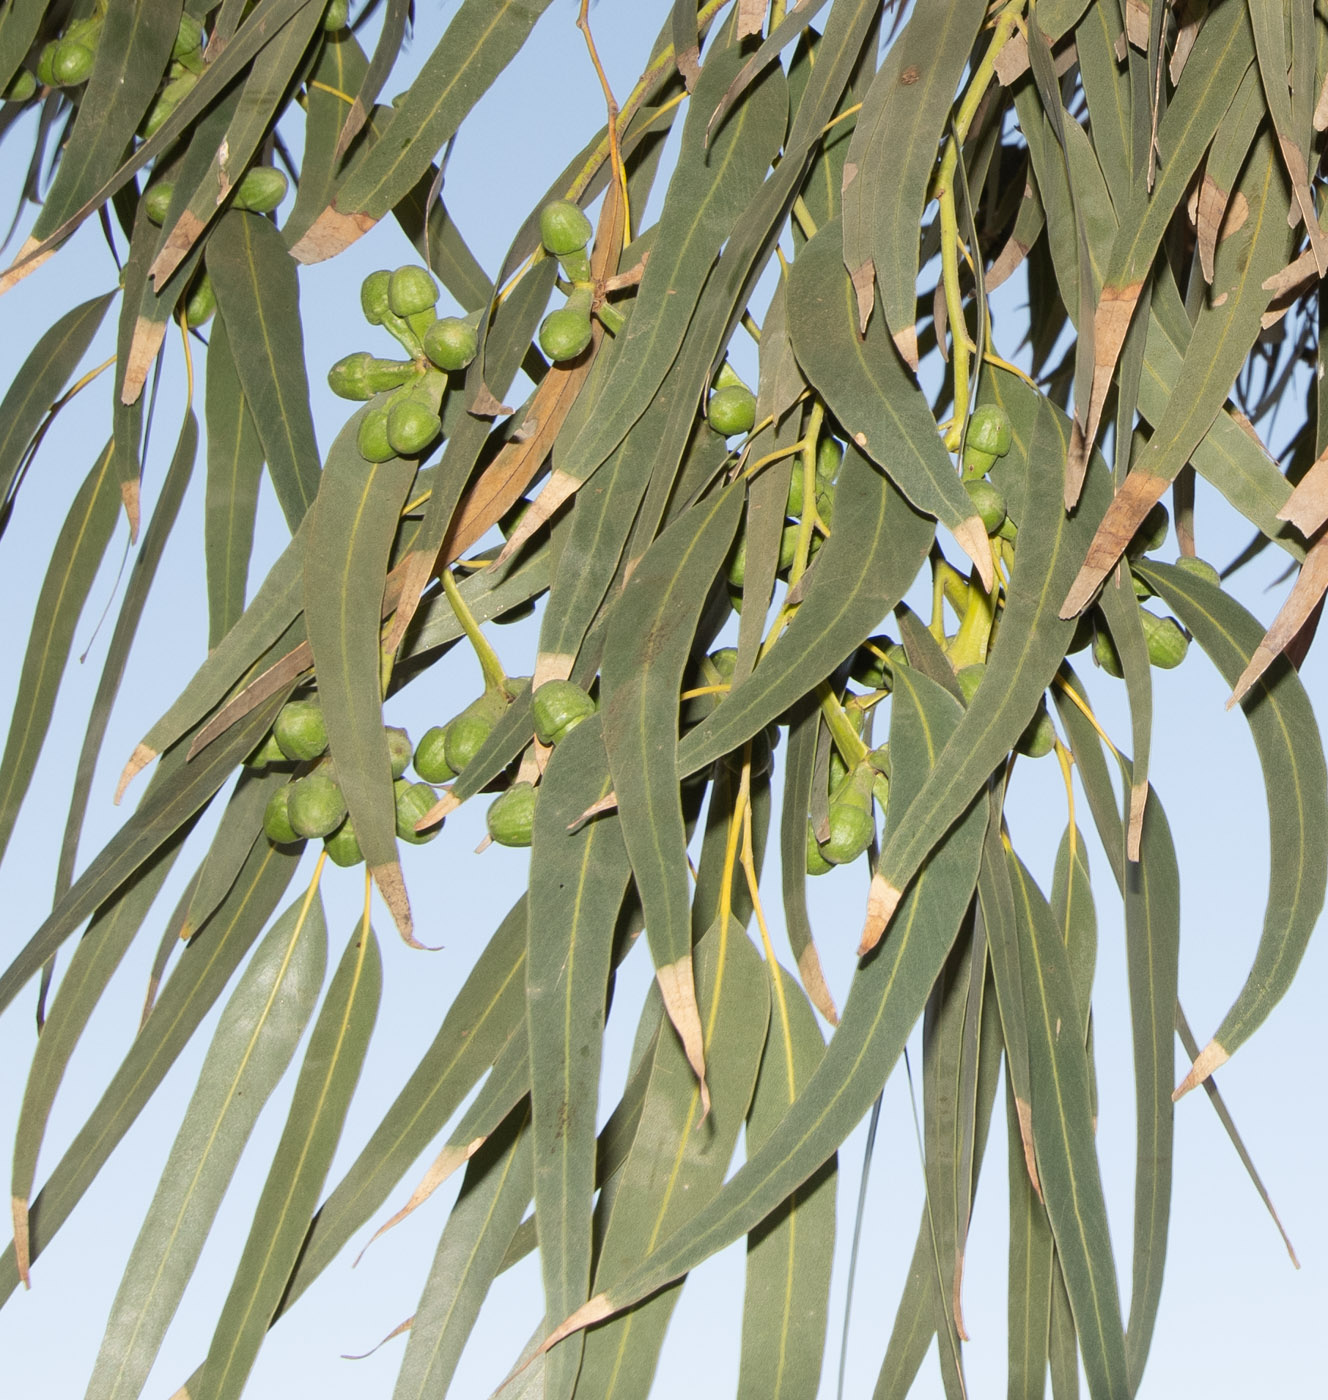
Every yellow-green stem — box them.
[442,566,511,699]
[817,680,869,768]
[789,402,826,588]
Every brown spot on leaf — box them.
[353,1135,487,1266]
[0,237,52,296]
[115,742,158,805]
[1172,1038,1229,1100]
[121,316,170,405]
[1060,471,1169,617]
[850,258,875,333]
[149,210,207,289]
[900,64,921,85]
[1228,532,1328,705]
[120,477,141,545]
[657,956,710,1117]
[954,515,995,593]
[1277,446,1328,537]
[858,870,902,954]
[13,1197,30,1288]
[797,943,839,1025]
[892,323,919,372]
[289,205,377,264]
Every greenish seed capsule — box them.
[956,664,985,705]
[821,801,875,865]
[961,444,998,479]
[274,699,328,761]
[139,73,196,139]
[867,744,891,777]
[413,726,456,784]
[997,513,1018,542]
[786,465,805,519]
[324,815,363,867]
[539,308,593,362]
[1173,555,1221,587]
[387,396,441,456]
[3,70,37,103]
[1140,610,1189,669]
[532,680,595,746]
[708,648,738,684]
[287,773,347,839]
[183,271,216,328]
[327,352,375,400]
[36,43,58,89]
[964,477,1007,536]
[144,181,175,226]
[52,40,95,87]
[323,0,350,30]
[966,404,1013,458]
[707,385,757,436]
[245,732,286,770]
[444,694,503,774]
[357,406,395,463]
[1067,610,1094,653]
[389,265,439,318]
[386,726,413,780]
[1131,567,1154,600]
[361,269,392,325]
[806,819,834,877]
[814,481,835,529]
[1092,624,1124,678]
[1015,698,1056,758]
[539,200,593,257]
[487,782,538,847]
[849,636,894,690]
[713,362,749,392]
[263,787,300,845]
[423,316,479,372]
[1127,501,1170,557]
[233,166,288,214]
[395,779,441,844]
[816,436,843,483]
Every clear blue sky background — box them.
[0,3,1323,1396]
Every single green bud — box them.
[183,270,216,327]
[386,726,413,780]
[707,385,757,436]
[532,679,595,746]
[327,352,374,400]
[1140,609,1189,669]
[964,478,1007,536]
[816,436,843,483]
[961,444,998,479]
[487,782,538,847]
[52,40,95,87]
[1015,697,1056,758]
[849,636,893,690]
[413,726,456,784]
[815,481,835,530]
[1173,555,1221,587]
[1092,623,1124,678]
[36,43,58,88]
[361,270,393,325]
[274,699,328,761]
[3,70,37,103]
[139,72,197,139]
[388,264,439,318]
[713,361,749,392]
[245,731,287,770]
[1127,502,1170,557]
[287,773,348,839]
[233,166,288,214]
[539,307,593,362]
[1067,610,1094,653]
[786,465,806,519]
[386,395,441,456]
[395,779,441,844]
[423,316,479,372]
[821,797,874,865]
[956,664,986,705]
[444,692,504,774]
[806,819,834,876]
[708,648,738,685]
[323,0,350,30]
[868,744,891,777]
[966,404,1012,459]
[539,200,593,257]
[324,815,364,867]
[357,405,395,463]
[263,787,301,845]
[144,181,175,226]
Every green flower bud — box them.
[233,166,288,214]
[1127,502,1170,557]
[1092,624,1124,678]
[144,181,174,226]
[263,787,300,845]
[52,40,95,87]
[324,815,363,867]
[444,692,504,774]
[708,648,738,684]
[274,699,328,761]
[395,779,441,844]
[816,436,843,483]
[245,732,287,770]
[388,264,439,318]
[487,782,538,847]
[539,200,593,257]
[323,0,350,30]
[821,797,874,865]
[386,395,441,456]
[3,70,37,103]
[707,385,757,436]
[532,679,595,746]
[423,316,479,371]
[183,270,216,328]
[964,478,1007,536]
[139,72,197,139]
[173,13,205,61]
[1140,609,1189,669]
[849,636,893,690]
[357,405,395,463]
[287,773,347,839]
[539,307,593,362]
[361,270,393,325]
[957,664,986,705]
[386,726,413,780]
[36,43,58,89]
[413,726,456,784]
[966,404,1012,458]
[1173,555,1221,587]
[806,819,834,876]
[1015,697,1056,758]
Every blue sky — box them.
[0,2,1323,1396]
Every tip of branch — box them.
[1172,1038,1229,1101]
